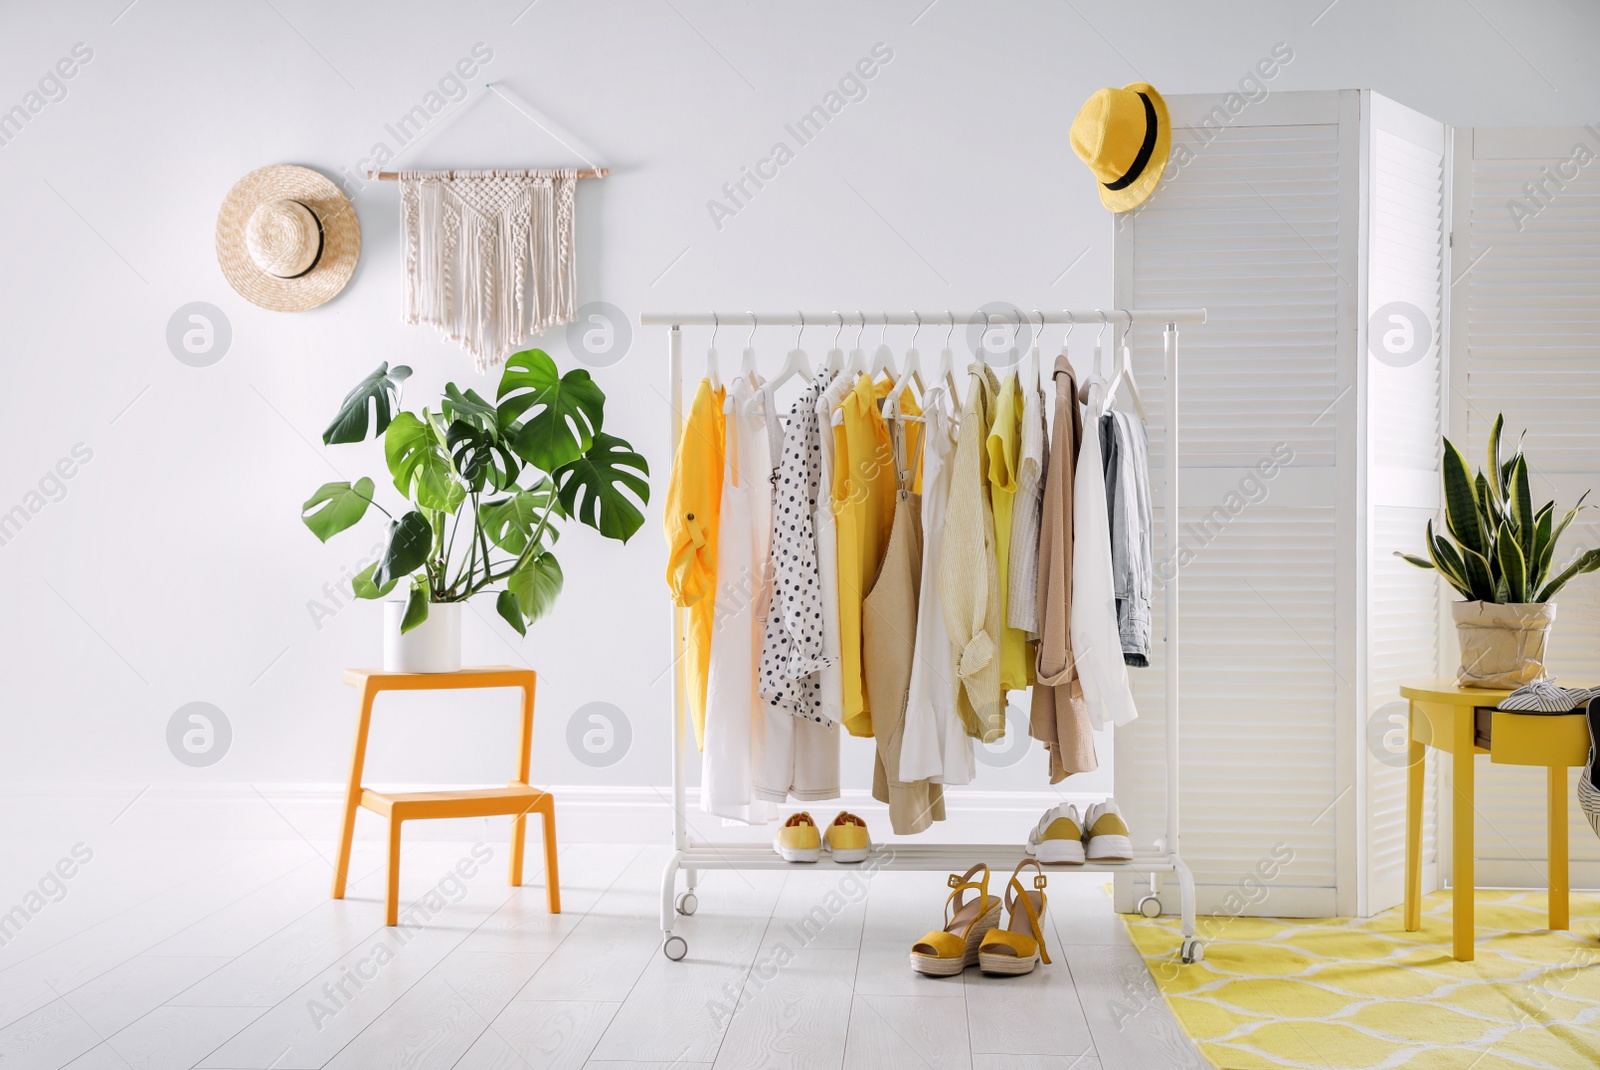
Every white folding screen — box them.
[1450,125,1600,891]
[1113,91,1361,917]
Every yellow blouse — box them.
[987,372,1034,691]
[833,373,897,737]
[663,378,726,751]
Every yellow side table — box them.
[331,666,560,925]
[1401,677,1591,961]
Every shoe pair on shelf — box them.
[1025,800,1133,865]
[773,811,871,863]
[910,861,1052,977]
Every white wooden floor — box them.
[0,825,1210,1069]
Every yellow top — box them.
[663,378,726,751]
[986,372,1033,690]
[834,373,897,737]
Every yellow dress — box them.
[833,373,897,737]
[986,372,1034,691]
[663,378,726,751]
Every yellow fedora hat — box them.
[1071,83,1171,212]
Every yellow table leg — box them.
[332,683,377,900]
[1548,764,1569,931]
[1452,707,1475,961]
[1404,701,1424,932]
[386,816,404,927]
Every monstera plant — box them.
[300,349,648,637]
[1397,414,1600,686]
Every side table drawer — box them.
[1489,710,1590,766]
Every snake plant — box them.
[298,349,649,635]
[1397,414,1600,603]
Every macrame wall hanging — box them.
[398,169,578,371]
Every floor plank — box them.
[454,999,620,1069]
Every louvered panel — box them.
[1129,121,1343,472]
[1126,510,1339,887]
[1370,128,1444,473]
[1457,130,1600,880]
[1369,507,1440,905]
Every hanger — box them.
[891,311,926,403]
[1029,309,1045,394]
[1110,310,1149,424]
[824,311,845,380]
[769,311,813,393]
[706,311,722,390]
[935,311,959,396]
[1076,310,1109,409]
[1003,309,1022,377]
[870,312,897,381]
[739,312,759,384]
[845,310,868,380]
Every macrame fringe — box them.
[399,169,578,372]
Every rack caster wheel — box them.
[1180,937,1204,964]
[662,934,688,961]
[675,891,698,916]
[1137,895,1162,918]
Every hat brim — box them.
[216,165,360,312]
[1097,83,1170,213]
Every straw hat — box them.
[215,165,360,312]
[1070,83,1171,212]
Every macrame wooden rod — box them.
[368,168,608,180]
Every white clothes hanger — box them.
[891,311,925,403]
[705,311,722,390]
[739,312,759,384]
[869,312,897,381]
[845,310,868,380]
[1111,310,1149,424]
[1029,308,1045,394]
[1003,309,1021,376]
[769,311,813,393]
[823,311,845,380]
[1077,310,1109,410]
[935,311,959,397]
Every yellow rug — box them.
[1123,890,1600,1069]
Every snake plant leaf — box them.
[400,577,430,633]
[1509,454,1534,543]
[1459,545,1497,602]
[507,551,563,624]
[555,432,650,543]
[1530,503,1555,590]
[1442,438,1488,558]
[1485,413,1504,501]
[386,412,466,513]
[446,419,521,495]
[495,589,527,636]
[1474,472,1500,531]
[1497,524,1528,602]
[350,559,397,600]
[480,483,562,556]
[300,478,374,543]
[1426,520,1471,593]
[373,510,433,588]
[322,363,412,445]
[1395,552,1436,571]
[1537,547,1600,602]
[442,384,499,436]
[497,349,605,472]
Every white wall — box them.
[1,0,1597,800]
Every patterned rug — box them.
[1123,890,1600,1069]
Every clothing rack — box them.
[367,168,609,180]
[646,306,1208,966]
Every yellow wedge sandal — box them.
[978,860,1052,976]
[909,863,1002,976]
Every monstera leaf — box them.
[480,482,562,555]
[497,349,605,472]
[442,383,498,434]
[507,550,563,625]
[322,363,412,445]
[446,419,520,494]
[555,432,649,543]
[386,412,465,512]
[300,478,374,542]
[350,559,398,600]
[373,510,433,588]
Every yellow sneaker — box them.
[774,812,821,862]
[1025,804,1085,865]
[1084,800,1133,862]
[822,811,871,863]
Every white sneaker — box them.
[1083,800,1133,863]
[1024,804,1086,865]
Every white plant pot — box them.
[383,600,461,674]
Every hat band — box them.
[1103,92,1158,192]
[274,202,326,279]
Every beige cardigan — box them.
[1030,357,1097,781]
[940,364,1005,743]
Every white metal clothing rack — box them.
[644,307,1208,965]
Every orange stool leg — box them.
[386,816,403,926]
[332,683,377,899]
[541,797,561,914]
